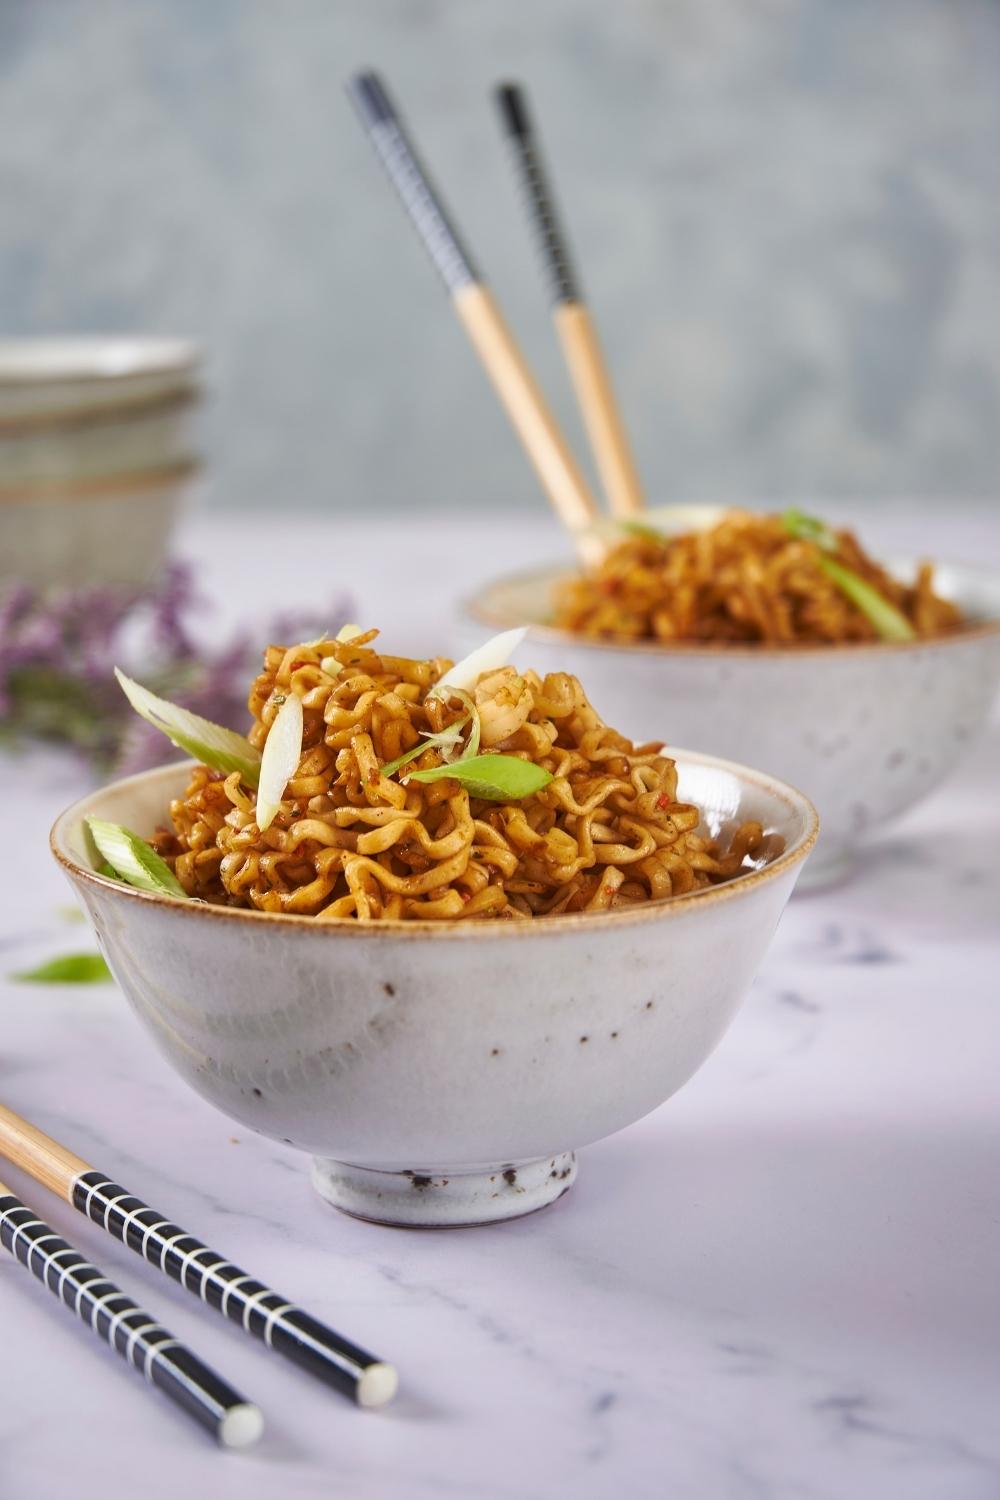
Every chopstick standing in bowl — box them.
[348,70,601,557]
[0,1177,263,1448]
[0,1102,397,1410]
[495,82,645,519]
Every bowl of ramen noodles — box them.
[464,508,1000,889]
[51,626,817,1227]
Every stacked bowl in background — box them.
[0,338,202,588]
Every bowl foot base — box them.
[311,1152,577,1228]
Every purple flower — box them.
[0,565,353,774]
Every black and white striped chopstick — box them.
[69,1169,397,1408]
[0,1182,262,1449]
[347,69,479,292]
[495,81,580,305]
[346,68,601,545]
[0,1101,397,1408]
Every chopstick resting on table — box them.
[0,1102,397,1410]
[0,1178,262,1448]
[347,69,602,559]
[495,82,646,519]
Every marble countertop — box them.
[2,512,999,1500]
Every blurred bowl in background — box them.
[0,337,202,590]
[0,338,200,420]
[0,388,199,486]
[461,559,1000,889]
[0,462,198,589]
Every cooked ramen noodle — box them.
[553,511,962,645]
[154,630,775,921]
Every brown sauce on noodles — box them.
[155,629,776,921]
[553,512,962,645]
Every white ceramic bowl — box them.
[0,463,197,590]
[0,390,198,486]
[463,560,1000,889]
[52,756,817,1228]
[0,338,201,421]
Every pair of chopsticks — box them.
[0,1102,396,1449]
[348,73,645,556]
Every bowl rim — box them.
[463,559,1000,659]
[0,338,201,386]
[50,751,819,939]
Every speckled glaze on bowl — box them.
[51,756,817,1228]
[462,560,1000,889]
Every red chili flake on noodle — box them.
[656,793,671,810]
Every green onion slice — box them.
[815,556,916,642]
[13,953,113,984]
[408,754,553,803]
[255,693,304,831]
[87,818,189,899]
[436,627,527,694]
[782,510,916,642]
[115,669,262,785]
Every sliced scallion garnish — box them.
[781,510,916,642]
[13,954,113,984]
[407,753,553,802]
[435,627,527,694]
[115,669,262,785]
[255,692,304,831]
[87,818,189,899]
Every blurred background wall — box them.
[2,0,998,515]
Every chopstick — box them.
[0,1177,262,1448]
[495,82,646,519]
[347,70,601,558]
[0,1102,397,1410]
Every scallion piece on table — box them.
[12,954,113,984]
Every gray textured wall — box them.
[2,0,999,514]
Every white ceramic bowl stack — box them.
[0,338,202,589]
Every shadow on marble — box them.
[529,1120,1000,1356]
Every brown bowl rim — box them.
[50,753,819,940]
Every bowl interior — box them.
[53,754,818,926]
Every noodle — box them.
[553,511,963,645]
[155,629,775,921]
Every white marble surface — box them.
[2,512,999,1500]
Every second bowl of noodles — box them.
[463,511,1000,888]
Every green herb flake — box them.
[13,953,112,985]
